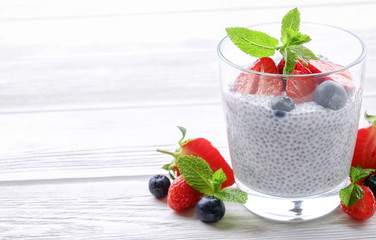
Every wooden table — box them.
[0,1,375,239]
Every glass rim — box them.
[217,22,367,78]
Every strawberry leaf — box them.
[226,27,279,57]
[177,126,187,144]
[177,156,215,196]
[365,112,376,127]
[214,188,248,204]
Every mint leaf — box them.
[226,27,279,57]
[281,47,297,74]
[177,156,214,195]
[340,183,364,207]
[365,112,376,127]
[289,45,318,63]
[214,188,248,204]
[286,29,311,46]
[281,7,300,44]
[350,165,375,183]
[211,169,227,193]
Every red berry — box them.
[233,57,280,95]
[256,75,283,96]
[233,72,259,94]
[180,138,235,188]
[341,185,376,220]
[286,69,317,103]
[167,176,202,211]
[277,58,285,74]
[158,127,235,188]
[308,60,354,91]
[352,125,376,170]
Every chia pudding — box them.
[223,90,359,197]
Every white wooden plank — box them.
[0,177,375,239]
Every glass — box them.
[217,22,366,221]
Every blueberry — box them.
[273,110,286,118]
[195,196,225,223]
[363,174,376,197]
[271,95,295,112]
[314,81,347,110]
[148,174,170,198]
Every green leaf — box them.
[286,29,311,46]
[214,188,248,204]
[176,126,186,144]
[211,169,227,193]
[289,45,318,63]
[177,156,214,196]
[162,163,170,171]
[365,112,376,127]
[281,47,297,75]
[340,183,364,207]
[281,7,300,44]
[350,165,375,183]
[226,27,279,57]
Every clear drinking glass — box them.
[217,22,366,221]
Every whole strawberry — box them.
[167,176,202,211]
[341,185,376,220]
[340,165,376,220]
[158,127,235,188]
[351,113,376,170]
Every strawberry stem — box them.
[156,149,176,157]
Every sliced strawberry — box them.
[167,176,203,211]
[277,58,285,74]
[233,72,259,94]
[341,185,376,220]
[308,60,354,91]
[277,58,311,75]
[286,70,317,103]
[295,60,312,74]
[257,75,283,96]
[351,125,376,170]
[252,57,278,73]
[233,57,278,95]
[158,127,235,188]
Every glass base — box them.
[237,179,349,222]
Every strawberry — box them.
[253,57,283,96]
[286,69,317,103]
[233,72,259,94]
[277,58,285,74]
[167,176,203,211]
[351,115,376,170]
[256,75,283,96]
[341,185,376,220]
[308,60,354,91]
[158,127,235,188]
[233,57,280,95]
[276,58,311,75]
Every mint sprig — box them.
[225,27,278,58]
[178,156,248,204]
[340,165,375,207]
[226,7,318,75]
